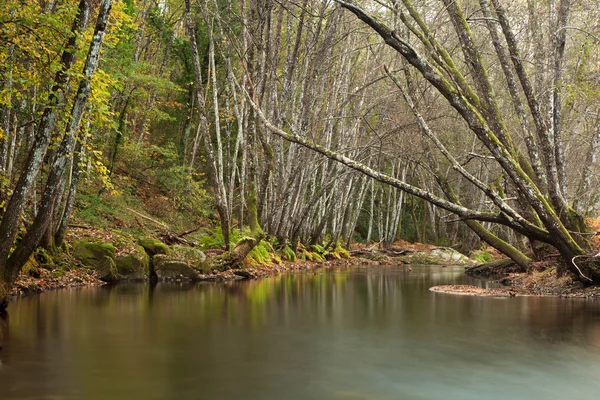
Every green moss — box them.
[153,254,199,280]
[248,242,272,265]
[138,237,170,256]
[34,248,55,270]
[73,240,116,268]
[172,245,206,270]
[72,239,119,282]
[115,246,149,280]
[22,256,41,278]
[98,256,119,282]
[52,270,65,278]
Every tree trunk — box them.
[0,0,112,310]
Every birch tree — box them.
[0,0,113,310]
[236,0,600,282]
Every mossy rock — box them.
[34,248,55,270]
[153,254,198,281]
[115,245,149,280]
[22,255,41,278]
[172,245,207,272]
[97,256,119,282]
[72,239,118,281]
[138,237,170,256]
[73,240,117,268]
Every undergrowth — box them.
[198,229,350,266]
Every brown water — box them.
[2,265,600,399]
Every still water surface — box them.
[2,265,600,399]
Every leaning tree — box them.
[247,0,600,282]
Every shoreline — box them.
[14,253,600,304]
[9,256,364,304]
[431,271,600,299]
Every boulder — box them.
[153,254,199,281]
[172,245,208,272]
[115,245,150,280]
[429,248,475,265]
[97,256,119,282]
[138,237,170,256]
[402,248,475,266]
[73,239,120,282]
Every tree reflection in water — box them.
[2,266,600,400]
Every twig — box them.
[178,226,201,238]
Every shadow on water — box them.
[0,311,7,367]
[2,265,600,400]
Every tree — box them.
[245,0,600,282]
[0,0,113,310]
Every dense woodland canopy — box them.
[1,0,600,307]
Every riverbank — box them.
[10,251,364,303]
[431,265,600,299]
[9,236,453,301]
[15,236,600,303]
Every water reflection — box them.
[1,266,600,399]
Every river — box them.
[1,265,600,399]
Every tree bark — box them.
[0,0,112,310]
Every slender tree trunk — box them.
[0,0,112,309]
[0,0,90,304]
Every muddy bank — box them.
[435,261,600,299]
[430,278,600,299]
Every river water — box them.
[2,265,600,399]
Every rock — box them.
[171,245,208,272]
[115,245,149,280]
[73,240,117,267]
[138,237,170,256]
[72,240,119,282]
[98,256,119,282]
[430,248,475,265]
[234,270,256,279]
[153,254,199,281]
[402,248,475,266]
[22,255,41,278]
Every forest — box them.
[1,0,600,311]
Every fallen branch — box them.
[177,226,201,238]
[126,207,169,229]
[68,224,92,229]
